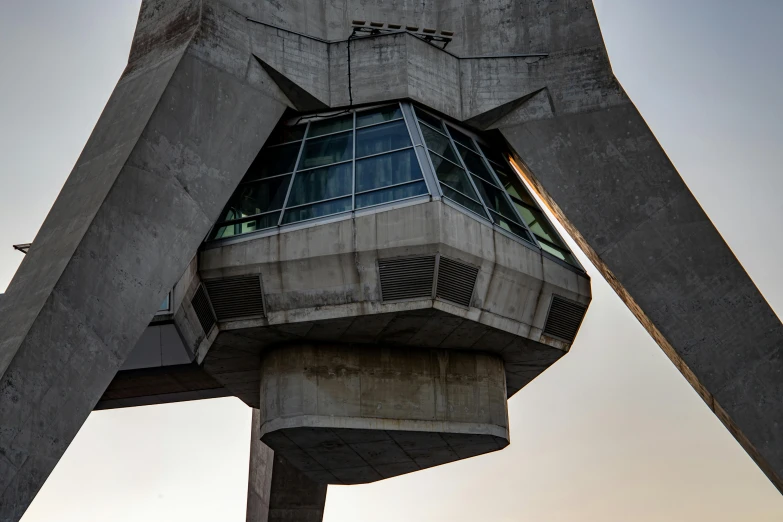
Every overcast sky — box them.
[2,1,783,521]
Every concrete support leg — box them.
[0,2,288,519]
[499,102,783,492]
[248,410,327,522]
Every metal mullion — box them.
[438,181,484,205]
[294,158,353,175]
[355,116,405,131]
[470,173,525,226]
[264,139,303,150]
[351,111,356,210]
[401,102,440,198]
[443,126,492,221]
[284,193,352,211]
[355,178,424,196]
[305,127,353,141]
[354,193,429,212]
[278,121,310,226]
[413,106,448,133]
[417,119,449,138]
[427,149,464,170]
[355,145,414,162]
[238,171,293,186]
[217,208,283,227]
[471,135,536,241]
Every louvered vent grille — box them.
[543,295,587,343]
[436,257,479,308]
[204,275,265,321]
[191,285,216,334]
[378,256,436,301]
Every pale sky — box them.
[2,1,783,521]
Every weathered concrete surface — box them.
[248,410,327,522]
[0,1,290,518]
[258,344,509,484]
[484,3,783,495]
[195,199,589,405]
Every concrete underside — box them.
[204,309,565,408]
[248,410,327,522]
[258,344,509,484]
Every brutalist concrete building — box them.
[1,1,782,521]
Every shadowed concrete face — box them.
[248,410,327,522]
[0,1,289,519]
[258,344,509,484]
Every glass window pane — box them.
[490,211,533,242]
[245,142,301,180]
[492,164,537,206]
[356,149,423,192]
[211,213,280,239]
[473,177,520,224]
[282,197,352,224]
[457,146,496,185]
[473,177,519,221]
[478,142,508,167]
[440,185,487,217]
[308,114,353,137]
[287,163,352,207]
[356,181,427,208]
[266,123,306,146]
[446,126,478,151]
[355,120,411,158]
[513,203,568,249]
[540,240,579,265]
[415,109,444,131]
[218,175,291,222]
[420,125,459,164]
[299,132,353,170]
[158,293,170,312]
[429,153,479,199]
[356,105,402,128]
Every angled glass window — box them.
[414,106,578,267]
[299,132,353,170]
[356,105,402,128]
[287,163,352,207]
[209,103,430,240]
[207,101,577,269]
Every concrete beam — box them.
[0,1,289,518]
[491,9,783,494]
[248,410,327,522]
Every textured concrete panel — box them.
[0,2,289,518]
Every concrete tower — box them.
[0,1,781,521]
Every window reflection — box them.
[207,102,578,269]
[299,132,353,170]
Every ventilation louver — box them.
[436,257,479,308]
[378,256,436,301]
[543,295,587,343]
[204,275,265,321]
[191,285,216,334]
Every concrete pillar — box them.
[258,344,509,484]
[0,2,288,518]
[248,410,327,522]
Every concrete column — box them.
[499,100,783,492]
[0,2,288,519]
[248,410,327,522]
